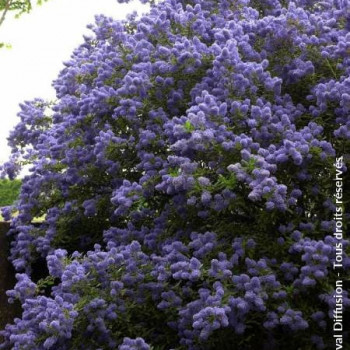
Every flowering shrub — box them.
[1,0,350,348]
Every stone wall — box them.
[0,222,21,331]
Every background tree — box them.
[0,0,49,47]
[0,179,21,207]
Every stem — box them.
[0,0,13,28]
[325,58,337,79]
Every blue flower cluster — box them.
[1,0,349,348]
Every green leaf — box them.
[184,120,195,133]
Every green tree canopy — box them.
[0,178,21,207]
[0,0,49,47]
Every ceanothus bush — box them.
[1,0,350,348]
